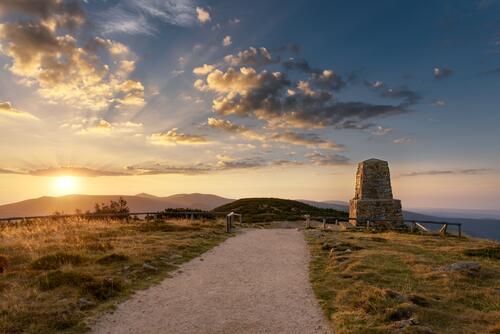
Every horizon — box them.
[1,0,499,210]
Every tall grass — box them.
[0,217,229,333]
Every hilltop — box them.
[213,198,347,223]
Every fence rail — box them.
[0,210,221,223]
[306,215,463,238]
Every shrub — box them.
[96,253,129,265]
[81,278,123,300]
[464,247,500,259]
[31,252,85,270]
[39,270,94,290]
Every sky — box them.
[0,0,499,209]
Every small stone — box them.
[408,294,430,307]
[77,298,96,309]
[441,262,481,276]
[142,263,158,271]
[386,305,413,321]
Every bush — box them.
[464,247,500,259]
[39,270,94,290]
[32,252,85,270]
[96,253,129,265]
[81,278,123,300]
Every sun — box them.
[53,176,78,195]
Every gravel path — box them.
[90,229,332,334]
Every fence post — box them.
[458,224,462,238]
[322,219,326,229]
[366,220,370,230]
[304,215,311,229]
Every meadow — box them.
[0,216,229,333]
[306,229,500,334]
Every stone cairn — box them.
[349,158,404,228]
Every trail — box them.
[91,229,332,334]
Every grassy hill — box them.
[213,198,348,223]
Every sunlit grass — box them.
[0,217,230,333]
[306,230,500,334]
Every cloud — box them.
[0,0,85,29]
[431,100,446,107]
[270,132,344,150]
[223,35,232,47]
[399,168,493,177]
[206,117,342,149]
[434,67,454,80]
[380,87,421,106]
[305,152,351,166]
[224,47,275,66]
[196,6,211,24]
[0,101,38,120]
[193,64,216,76]
[61,118,143,136]
[371,125,392,136]
[364,80,384,89]
[149,128,208,145]
[99,0,199,35]
[195,48,415,129]
[0,5,145,111]
[206,117,265,141]
[393,137,412,144]
[29,167,129,177]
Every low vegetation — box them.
[0,216,229,333]
[306,229,500,334]
[213,198,347,223]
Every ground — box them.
[90,229,331,334]
[306,228,500,334]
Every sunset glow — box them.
[0,0,498,210]
[53,176,78,195]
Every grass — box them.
[306,229,500,334]
[0,217,230,333]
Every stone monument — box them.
[349,158,404,227]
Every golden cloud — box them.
[0,5,144,112]
[0,101,38,120]
[149,128,208,145]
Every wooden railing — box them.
[306,216,463,238]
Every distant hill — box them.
[212,198,348,223]
[0,193,233,218]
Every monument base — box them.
[349,199,404,227]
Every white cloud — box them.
[99,0,199,35]
[223,35,232,47]
[196,7,211,24]
[393,137,412,144]
[372,126,392,136]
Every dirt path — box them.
[90,229,332,334]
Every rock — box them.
[77,297,96,309]
[393,318,419,329]
[169,254,182,260]
[441,262,481,276]
[142,263,158,271]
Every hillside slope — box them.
[0,193,233,218]
[213,198,347,223]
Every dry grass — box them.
[0,217,230,333]
[306,229,500,334]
